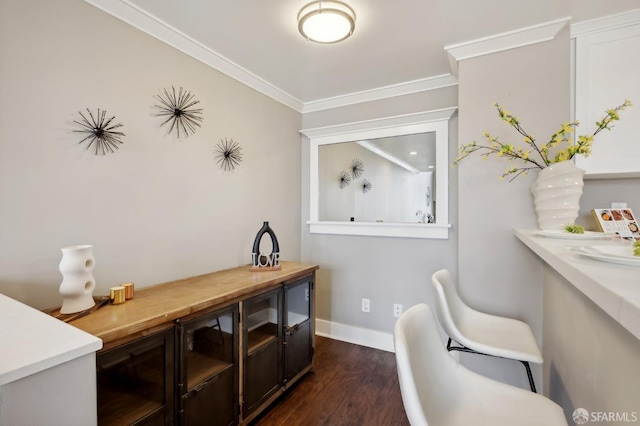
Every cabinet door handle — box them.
[286,322,302,336]
[189,372,222,396]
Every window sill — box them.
[307,221,451,239]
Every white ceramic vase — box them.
[531,161,585,230]
[59,245,96,314]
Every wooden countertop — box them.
[70,261,318,346]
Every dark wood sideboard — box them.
[69,261,319,426]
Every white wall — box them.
[578,179,640,228]
[301,88,459,345]
[455,26,571,389]
[0,0,302,309]
[454,15,640,392]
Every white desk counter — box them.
[515,229,640,341]
[0,294,103,425]
[0,293,102,385]
[516,229,640,421]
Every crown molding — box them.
[92,1,632,115]
[571,8,640,38]
[300,107,457,140]
[445,17,570,76]
[83,0,305,112]
[84,0,458,114]
[301,74,458,113]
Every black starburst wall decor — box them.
[214,138,243,171]
[153,86,203,138]
[339,170,352,188]
[72,108,125,155]
[351,158,364,178]
[362,179,372,193]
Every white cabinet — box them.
[574,12,640,178]
[0,294,102,425]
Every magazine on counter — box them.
[591,208,640,241]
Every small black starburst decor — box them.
[362,179,372,193]
[214,138,243,171]
[72,108,125,155]
[351,158,364,178]
[339,171,352,188]
[153,86,203,138]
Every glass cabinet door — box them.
[284,277,313,381]
[242,288,282,417]
[178,305,238,426]
[96,328,174,426]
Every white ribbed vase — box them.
[531,161,585,230]
[59,245,96,314]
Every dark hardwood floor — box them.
[251,336,409,426]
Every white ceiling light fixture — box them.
[298,1,356,44]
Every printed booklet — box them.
[591,208,640,241]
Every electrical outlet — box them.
[612,202,627,209]
[362,298,370,313]
[393,304,403,318]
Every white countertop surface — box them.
[0,294,103,386]
[515,229,640,341]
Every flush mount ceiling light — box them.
[298,1,356,44]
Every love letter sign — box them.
[250,221,281,271]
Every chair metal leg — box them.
[446,339,537,393]
[521,361,537,393]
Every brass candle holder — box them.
[110,286,126,304]
[122,282,134,300]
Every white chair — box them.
[393,303,567,426]
[431,269,542,392]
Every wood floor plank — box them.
[251,336,409,426]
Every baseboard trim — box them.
[315,319,395,352]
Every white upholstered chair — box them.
[393,303,567,426]
[430,269,542,392]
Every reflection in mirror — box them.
[319,132,436,223]
[302,108,456,239]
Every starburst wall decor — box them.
[214,138,243,171]
[351,158,364,178]
[72,108,125,155]
[153,86,203,138]
[362,179,372,193]
[339,171,352,188]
